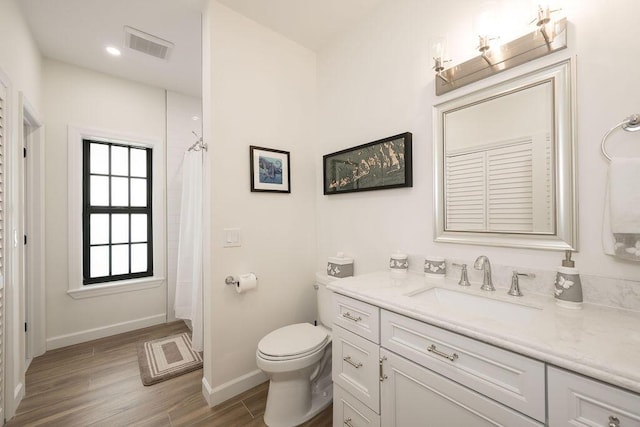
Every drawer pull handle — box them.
[343,356,363,369]
[428,344,458,362]
[379,356,388,382]
[344,418,355,427]
[342,312,362,322]
[609,416,620,427]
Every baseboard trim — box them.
[202,369,268,407]
[46,314,166,350]
[13,382,24,401]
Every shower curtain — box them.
[174,148,204,352]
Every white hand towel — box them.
[602,185,616,256]
[609,157,640,233]
[602,157,640,261]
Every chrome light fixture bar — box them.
[435,17,567,96]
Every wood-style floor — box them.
[7,322,332,426]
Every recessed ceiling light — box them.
[106,46,121,56]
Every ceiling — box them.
[217,0,384,51]
[19,0,205,97]
[18,0,384,99]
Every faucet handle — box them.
[452,263,471,287]
[508,271,536,296]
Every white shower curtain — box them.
[174,148,204,352]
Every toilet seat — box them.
[258,323,328,361]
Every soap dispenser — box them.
[553,250,583,309]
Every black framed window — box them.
[82,139,153,285]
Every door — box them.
[23,123,28,362]
[379,349,542,427]
[0,75,8,425]
[20,92,45,363]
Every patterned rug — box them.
[137,332,203,386]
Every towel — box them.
[603,157,640,261]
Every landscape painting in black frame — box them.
[250,145,291,193]
[323,132,412,195]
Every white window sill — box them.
[67,277,164,299]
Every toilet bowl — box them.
[256,273,335,427]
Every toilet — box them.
[256,273,335,427]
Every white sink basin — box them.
[409,287,541,324]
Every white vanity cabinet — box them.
[334,384,381,427]
[333,293,380,343]
[331,293,544,426]
[547,366,640,427]
[379,348,542,426]
[332,325,380,412]
[332,294,382,427]
[331,291,640,427]
[381,310,545,422]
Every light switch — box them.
[223,228,241,247]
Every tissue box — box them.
[327,255,354,278]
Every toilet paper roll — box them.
[236,273,258,294]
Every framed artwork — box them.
[323,132,412,195]
[250,146,291,193]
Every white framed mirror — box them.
[433,59,576,250]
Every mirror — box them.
[434,59,576,250]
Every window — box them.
[82,140,153,284]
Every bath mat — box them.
[137,332,203,386]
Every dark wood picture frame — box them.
[250,145,291,193]
[323,132,412,195]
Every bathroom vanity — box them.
[328,271,640,426]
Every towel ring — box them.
[601,113,640,161]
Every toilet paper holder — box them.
[225,274,258,286]
[225,275,239,286]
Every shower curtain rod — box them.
[188,131,207,152]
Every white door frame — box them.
[0,66,10,427]
[19,92,46,361]
[0,66,24,422]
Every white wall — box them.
[315,0,640,289]
[0,0,43,419]
[166,91,202,321]
[203,1,318,404]
[43,59,167,347]
[0,0,42,108]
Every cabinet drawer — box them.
[380,348,543,427]
[332,325,380,413]
[381,310,545,422]
[333,385,380,427]
[333,293,380,343]
[548,366,640,427]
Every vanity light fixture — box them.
[434,7,567,95]
[532,4,561,44]
[431,37,451,83]
[476,35,499,65]
[433,58,450,83]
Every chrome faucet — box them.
[452,263,471,286]
[474,255,495,291]
[508,271,536,297]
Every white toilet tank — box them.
[315,272,335,329]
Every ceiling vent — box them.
[124,26,174,61]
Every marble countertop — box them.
[328,271,640,394]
